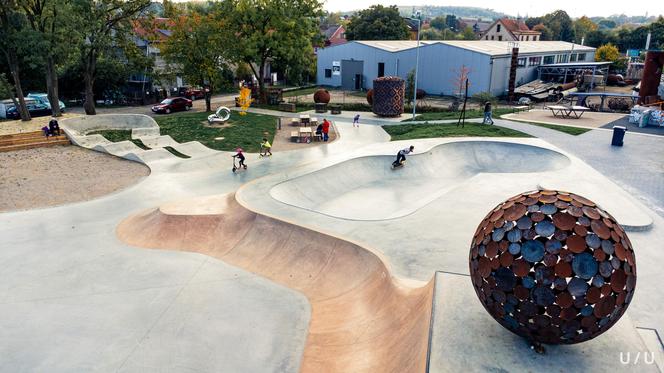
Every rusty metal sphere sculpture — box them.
[469,190,636,345]
[366,89,373,105]
[313,89,330,104]
[372,76,405,117]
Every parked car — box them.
[176,86,205,100]
[27,93,66,111]
[151,97,192,114]
[5,103,52,119]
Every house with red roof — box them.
[480,18,542,42]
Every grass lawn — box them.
[154,111,277,152]
[283,86,319,98]
[382,122,533,141]
[513,121,592,136]
[403,108,514,122]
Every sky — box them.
[321,0,663,18]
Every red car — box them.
[151,97,192,114]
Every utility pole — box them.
[412,11,421,120]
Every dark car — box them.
[5,103,52,120]
[176,86,205,100]
[151,97,192,114]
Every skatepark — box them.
[1,113,663,372]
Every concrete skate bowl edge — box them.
[117,193,434,373]
[270,141,571,220]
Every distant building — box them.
[316,40,595,96]
[481,18,541,42]
[322,25,347,47]
[132,17,182,95]
[457,17,492,38]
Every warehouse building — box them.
[316,40,596,96]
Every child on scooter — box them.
[232,147,247,169]
[260,137,272,157]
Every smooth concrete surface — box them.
[270,141,570,220]
[3,112,662,372]
[428,272,660,373]
[117,193,434,373]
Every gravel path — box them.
[0,145,150,212]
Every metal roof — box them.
[350,40,594,56]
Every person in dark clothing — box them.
[48,117,60,136]
[395,145,415,165]
[483,101,494,125]
[233,147,247,169]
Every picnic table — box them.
[546,105,590,119]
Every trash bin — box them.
[611,126,627,146]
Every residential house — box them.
[457,17,492,38]
[480,18,541,42]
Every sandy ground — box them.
[0,113,83,136]
[271,118,337,151]
[502,109,627,128]
[0,145,150,212]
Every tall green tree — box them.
[345,5,408,41]
[445,14,457,31]
[223,0,322,103]
[21,0,76,116]
[533,23,552,41]
[161,10,232,111]
[573,16,597,43]
[0,0,31,120]
[71,0,151,115]
[543,10,575,42]
[429,16,447,31]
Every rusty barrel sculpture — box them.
[469,190,636,344]
[372,76,405,117]
[313,89,331,104]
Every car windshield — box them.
[161,99,172,104]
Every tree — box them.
[533,24,552,41]
[21,0,77,117]
[405,69,414,105]
[596,44,620,62]
[430,16,447,31]
[542,10,575,42]
[223,0,323,103]
[420,27,443,40]
[450,64,471,98]
[0,0,31,121]
[598,19,617,29]
[525,17,543,30]
[445,14,457,31]
[585,30,616,48]
[595,43,626,71]
[71,0,151,115]
[573,16,597,43]
[461,26,476,40]
[161,10,232,111]
[345,5,408,41]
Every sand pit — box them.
[0,145,149,212]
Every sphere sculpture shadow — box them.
[372,76,404,117]
[469,190,636,344]
[313,89,330,104]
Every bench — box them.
[512,105,530,113]
[546,105,590,119]
[329,104,341,114]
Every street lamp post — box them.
[412,12,421,120]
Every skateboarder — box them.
[394,145,414,166]
[353,114,360,127]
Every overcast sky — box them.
[322,0,662,18]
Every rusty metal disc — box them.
[594,296,615,318]
[586,287,601,304]
[555,262,572,277]
[582,206,601,220]
[573,225,588,237]
[614,243,627,261]
[504,204,527,221]
[610,270,626,292]
[539,194,558,203]
[572,194,596,206]
[568,206,584,217]
[552,212,577,231]
[566,235,587,254]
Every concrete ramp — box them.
[117,193,434,373]
[270,141,571,220]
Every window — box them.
[517,58,527,68]
[497,24,501,32]
[577,53,586,61]
[556,54,569,63]
[325,69,332,78]
[491,35,494,40]
[498,35,502,41]
[570,53,577,62]
[528,56,542,66]
[533,35,538,41]
[543,55,555,64]
[378,62,385,77]
[526,36,529,41]
[485,35,488,40]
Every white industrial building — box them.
[316,40,596,96]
